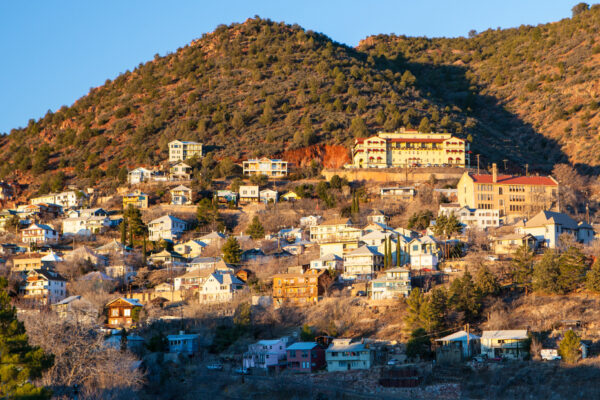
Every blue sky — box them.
[0,0,578,134]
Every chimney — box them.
[492,163,498,183]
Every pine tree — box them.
[396,237,401,267]
[449,271,482,323]
[586,259,600,292]
[558,246,587,293]
[475,265,501,296]
[404,288,425,330]
[120,217,127,245]
[142,237,147,265]
[510,244,534,291]
[245,215,265,239]
[532,249,562,294]
[559,329,581,364]
[0,278,53,399]
[222,237,242,265]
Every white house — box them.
[168,140,203,162]
[480,330,529,360]
[369,267,412,300]
[325,339,374,372]
[243,339,288,369]
[435,330,481,359]
[128,167,154,184]
[516,210,595,248]
[438,203,500,229]
[21,223,59,244]
[259,189,278,204]
[199,272,245,303]
[310,253,343,272]
[367,210,387,224]
[170,185,193,205]
[20,269,67,305]
[408,236,441,269]
[239,185,260,203]
[148,215,187,242]
[30,190,85,208]
[62,216,110,236]
[299,215,322,227]
[342,245,384,281]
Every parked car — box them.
[473,355,487,363]
[207,363,223,370]
[541,349,561,361]
[234,367,250,375]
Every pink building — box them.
[286,342,326,373]
[243,339,287,369]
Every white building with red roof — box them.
[351,128,469,168]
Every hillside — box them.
[358,3,600,172]
[3,18,467,192]
[4,9,600,192]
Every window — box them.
[124,309,131,317]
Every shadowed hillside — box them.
[5,8,600,191]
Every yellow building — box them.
[309,218,362,244]
[168,140,203,163]
[352,128,469,168]
[272,269,326,306]
[123,191,148,209]
[457,164,559,219]
[243,158,288,178]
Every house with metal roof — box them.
[286,342,326,373]
[481,330,529,360]
[325,339,374,372]
[516,210,595,248]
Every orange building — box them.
[272,269,327,306]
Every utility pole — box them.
[466,323,470,356]
[476,154,480,175]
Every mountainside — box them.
[359,4,600,172]
[4,9,600,192]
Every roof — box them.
[287,342,319,351]
[107,297,143,307]
[41,252,63,262]
[318,253,343,261]
[320,218,353,226]
[523,211,579,230]
[170,185,191,191]
[207,272,244,286]
[53,295,82,305]
[30,269,67,282]
[25,223,55,231]
[435,330,480,342]
[469,173,557,186]
[258,339,283,346]
[149,215,187,225]
[167,333,199,340]
[481,330,528,340]
[190,256,221,264]
[79,271,114,281]
[200,232,227,240]
[386,267,410,273]
[327,339,368,352]
[493,233,534,241]
[346,245,383,257]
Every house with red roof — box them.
[457,163,559,220]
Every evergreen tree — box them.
[510,244,534,291]
[6,214,20,234]
[300,324,315,341]
[559,329,581,364]
[404,288,425,330]
[585,259,600,292]
[558,246,587,293]
[0,278,53,399]
[475,265,500,296]
[449,271,481,323]
[245,215,265,239]
[421,287,448,332]
[396,237,401,267]
[222,237,242,265]
[406,328,431,360]
[532,249,562,294]
[120,217,127,245]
